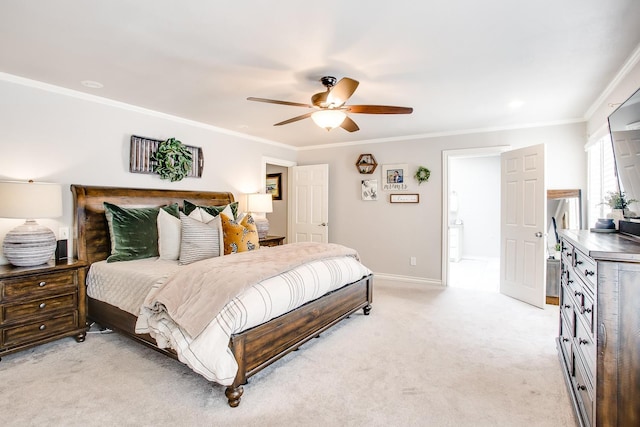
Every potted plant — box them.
[602,191,637,226]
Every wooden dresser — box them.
[259,235,285,247]
[0,260,87,360]
[558,230,640,426]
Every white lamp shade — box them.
[0,181,63,219]
[247,193,273,213]
[311,110,347,130]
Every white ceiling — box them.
[1,1,640,148]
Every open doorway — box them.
[442,147,507,292]
[263,157,296,243]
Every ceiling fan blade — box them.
[347,105,413,114]
[247,97,313,108]
[274,112,314,126]
[327,77,359,106]
[340,116,360,132]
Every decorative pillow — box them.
[183,200,238,219]
[178,211,222,265]
[157,208,182,260]
[221,213,259,255]
[104,202,179,263]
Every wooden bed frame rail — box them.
[72,184,373,407]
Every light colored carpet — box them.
[0,279,575,427]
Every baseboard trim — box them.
[373,273,443,287]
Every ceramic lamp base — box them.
[2,220,56,266]
[254,217,269,240]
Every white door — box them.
[288,164,329,243]
[611,130,640,201]
[500,144,546,308]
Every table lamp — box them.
[247,193,273,240]
[0,180,63,266]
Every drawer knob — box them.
[577,383,587,391]
[562,337,570,342]
[39,302,46,309]
[584,307,592,314]
[39,324,46,331]
[568,279,574,284]
[576,260,583,265]
[579,338,589,345]
[38,281,46,287]
[563,304,571,309]
[574,291,582,297]
[585,270,595,277]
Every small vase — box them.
[607,209,626,228]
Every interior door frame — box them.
[262,156,296,240]
[441,146,510,287]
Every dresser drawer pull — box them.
[585,270,595,277]
[38,281,46,287]
[574,291,582,297]
[39,324,46,331]
[562,337,570,342]
[583,307,592,314]
[568,279,574,284]
[576,260,583,265]
[563,304,571,309]
[578,338,589,345]
[39,302,46,309]
[577,383,587,391]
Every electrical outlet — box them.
[59,227,69,240]
[410,256,417,266]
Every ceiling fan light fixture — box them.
[311,110,346,131]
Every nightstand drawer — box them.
[2,312,78,348]
[1,270,77,302]
[1,293,77,325]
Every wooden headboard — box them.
[71,185,235,265]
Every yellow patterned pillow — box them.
[221,213,259,255]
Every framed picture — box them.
[390,193,419,203]
[382,164,409,191]
[266,173,282,200]
[361,179,378,201]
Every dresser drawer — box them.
[0,270,77,302]
[559,315,573,372]
[1,292,77,325]
[560,285,576,333]
[1,312,78,348]
[580,289,594,334]
[574,355,594,427]
[575,315,595,377]
[573,248,597,292]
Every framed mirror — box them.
[547,189,582,250]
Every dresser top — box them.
[560,229,640,263]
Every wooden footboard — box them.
[87,273,373,407]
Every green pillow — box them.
[104,202,179,262]
[183,200,238,219]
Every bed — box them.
[72,185,373,407]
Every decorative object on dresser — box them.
[0,260,87,360]
[356,154,378,174]
[258,235,285,247]
[246,193,273,240]
[0,180,62,267]
[129,135,203,180]
[557,229,640,426]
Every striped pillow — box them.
[178,212,221,265]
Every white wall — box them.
[450,155,501,259]
[0,78,296,264]
[298,122,587,283]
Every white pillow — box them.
[157,208,182,260]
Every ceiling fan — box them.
[247,76,413,132]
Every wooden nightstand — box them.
[0,260,88,360]
[259,235,285,247]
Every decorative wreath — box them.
[152,137,193,182]
[414,166,431,185]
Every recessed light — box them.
[81,80,104,89]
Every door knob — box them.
[319,222,328,227]
[535,232,543,238]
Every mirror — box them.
[547,189,582,256]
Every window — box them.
[586,133,617,226]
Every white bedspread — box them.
[87,254,371,386]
